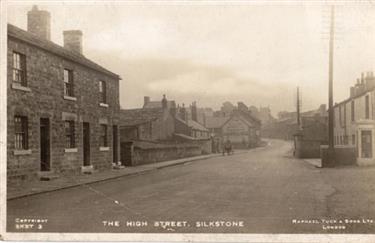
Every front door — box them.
[40,118,50,171]
[83,122,90,166]
[361,130,373,158]
[112,125,118,163]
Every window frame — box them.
[365,95,370,119]
[64,68,74,97]
[100,124,108,147]
[12,52,27,86]
[99,80,107,104]
[64,120,76,148]
[351,100,355,122]
[14,115,28,150]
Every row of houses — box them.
[8,6,122,182]
[7,6,263,183]
[333,72,375,165]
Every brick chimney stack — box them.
[27,5,51,40]
[144,96,150,107]
[63,30,83,54]
[191,101,198,122]
[180,104,187,121]
[161,94,168,110]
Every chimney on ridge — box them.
[27,5,51,40]
[161,94,168,110]
[144,96,150,107]
[191,101,198,122]
[63,30,83,54]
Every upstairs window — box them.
[65,120,75,148]
[100,124,108,147]
[351,100,355,122]
[64,69,74,97]
[99,80,107,104]
[12,52,27,86]
[14,116,28,150]
[365,95,370,119]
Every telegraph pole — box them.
[297,87,301,128]
[326,5,335,167]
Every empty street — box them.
[7,140,375,233]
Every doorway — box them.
[83,122,90,166]
[361,130,373,158]
[40,118,50,171]
[113,125,118,163]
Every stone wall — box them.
[320,145,357,166]
[7,37,120,183]
[294,136,324,158]
[120,141,208,166]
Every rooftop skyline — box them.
[7,2,375,115]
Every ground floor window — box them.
[100,124,108,147]
[361,130,372,158]
[352,134,355,145]
[65,120,76,148]
[14,115,28,150]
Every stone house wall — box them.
[7,36,121,182]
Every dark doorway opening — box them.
[40,118,50,171]
[83,122,90,166]
[113,125,118,163]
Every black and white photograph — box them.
[1,0,375,242]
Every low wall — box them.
[294,137,324,158]
[120,140,209,166]
[320,145,357,166]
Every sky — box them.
[6,1,375,116]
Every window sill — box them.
[99,146,109,151]
[64,148,78,153]
[12,83,31,92]
[64,96,77,101]
[14,149,32,155]
[99,103,109,108]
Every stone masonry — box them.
[7,22,121,183]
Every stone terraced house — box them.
[333,72,375,166]
[7,6,122,183]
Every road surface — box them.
[7,139,375,233]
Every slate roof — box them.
[235,110,261,126]
[8,24,120,79]
[205,116,230,129]
[174,133,207,141]
[187,120,209,132]
[143,100,175,109]
[119,108,164,127]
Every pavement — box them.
[6,139,375,234]
[303,158,322,168]
[6,153,222,200]
[7,150,252,200]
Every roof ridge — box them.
[8,23,120,79]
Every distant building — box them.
[174,102,210,140]
[333,72,375,165]
[206,108,261,149]
[143,95,176,112]
[262,104,327,141]
[119,107,175,142]
[7,6,122,182]
[258,106,276,125]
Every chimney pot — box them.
[63,30,83,54]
